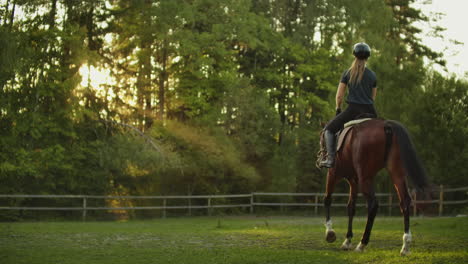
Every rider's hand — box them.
[335,108,342,116]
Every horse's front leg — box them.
[341,178,357,250]
[355,182,379,252]
[324,169,336,243]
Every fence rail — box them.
[1,185,467,220]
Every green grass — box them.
[1,216,467,264]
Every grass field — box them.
[1,216,467,264]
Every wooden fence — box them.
[1,185,467,221]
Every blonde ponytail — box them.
[349,58,366,84]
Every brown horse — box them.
[318,119,428,256]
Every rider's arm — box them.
[372,87,377,101]
[336,82,347,110]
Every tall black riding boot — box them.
[320,130,337,168]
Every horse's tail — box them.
[386,120,429,190]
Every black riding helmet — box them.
[353,42,371,59]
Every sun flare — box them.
[79,64,113,91]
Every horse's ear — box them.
[320,121,326,128]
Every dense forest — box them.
[0,0,467,203]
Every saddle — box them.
[316,118,373,168]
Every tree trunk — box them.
[158,40,168,121]
[8,0,15,30]
[49,0,57,28]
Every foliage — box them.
[150,120,261,195]
[409,72,468,186]
[0,0,466,207]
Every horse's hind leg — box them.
[398,185,412,256]
[341,178,358,250]
[355,178,379,252]
[390,167,413,256]
[324,169,337,243]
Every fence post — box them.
[388,194,392,216]
[250,194,254,214]
[208,197,212,216]
[82,197,87,221]
[314,195,319,216]
[188,198,192,216]
[412,189,417,217]
[439,185,444,216]
[163,199,167,218]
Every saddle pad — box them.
[337,118,373,152]
[337,126,353,152]
[344,118,372,128]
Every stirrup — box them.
[320,156,335,168]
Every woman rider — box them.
[320,42,378,168]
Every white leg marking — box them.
[341,238,353,250]
[325,220,333,233]
[355,242,366,252]
[400,231,412,256]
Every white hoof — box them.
[400,232,412,256]
[355,242,366,252]
[341,238,353,250]
[324,220,336,243]
[400,246,410,256]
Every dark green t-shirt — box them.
[341,68,377,105]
